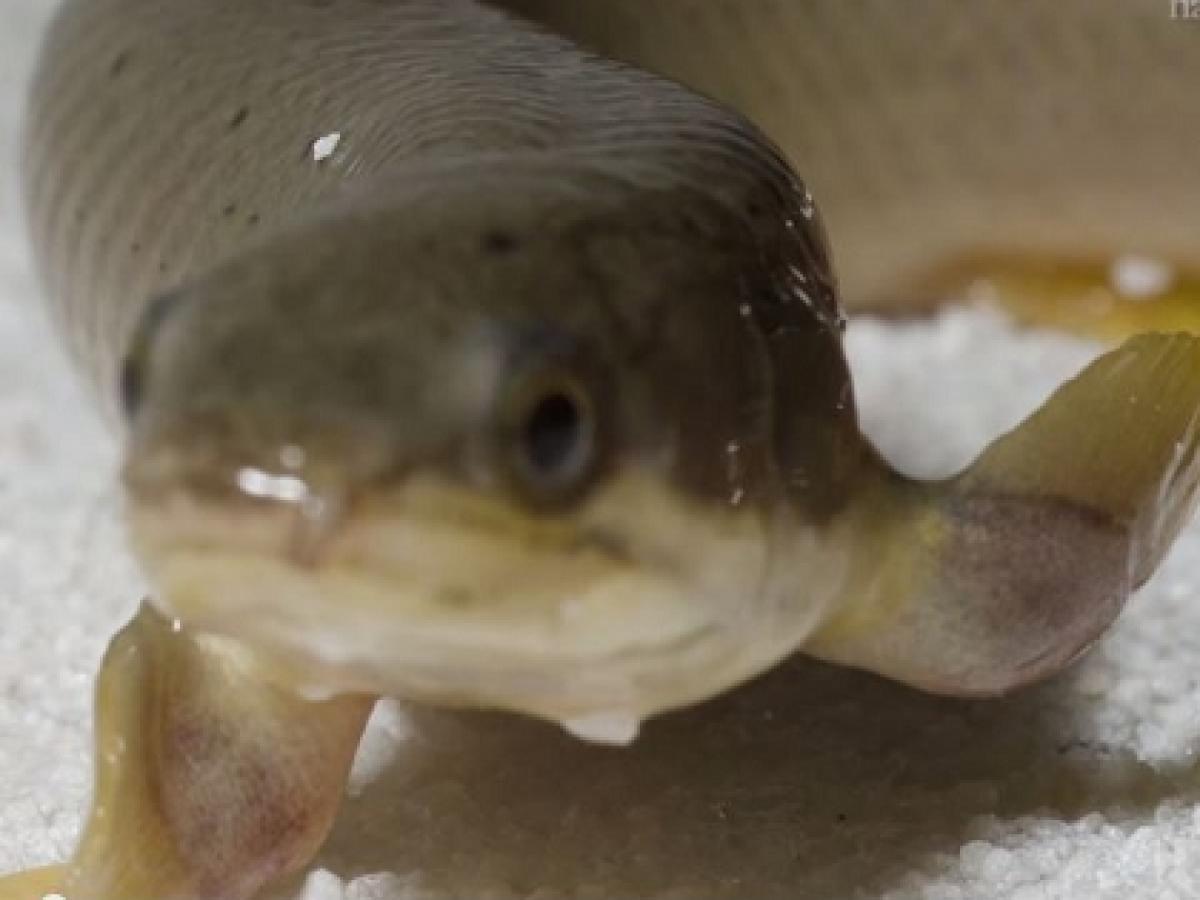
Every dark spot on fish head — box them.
[482,230,520,255]
[109,50,132,78]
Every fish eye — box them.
[522,386,591,476]
[501,369,602,507]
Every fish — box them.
[3,1,1199,897]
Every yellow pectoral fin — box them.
[961,331,1200,583]
[47,604,374,900]
[811,333,1200,696]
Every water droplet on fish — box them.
[799,190,815,219]
[563,712,642,746]
[298,869,345,900]
[235,467,310,504]
[311,131,342,162]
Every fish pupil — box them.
[522,391,586,481]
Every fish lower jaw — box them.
[140,546,815,737]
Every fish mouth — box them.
[125,472,816,729]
